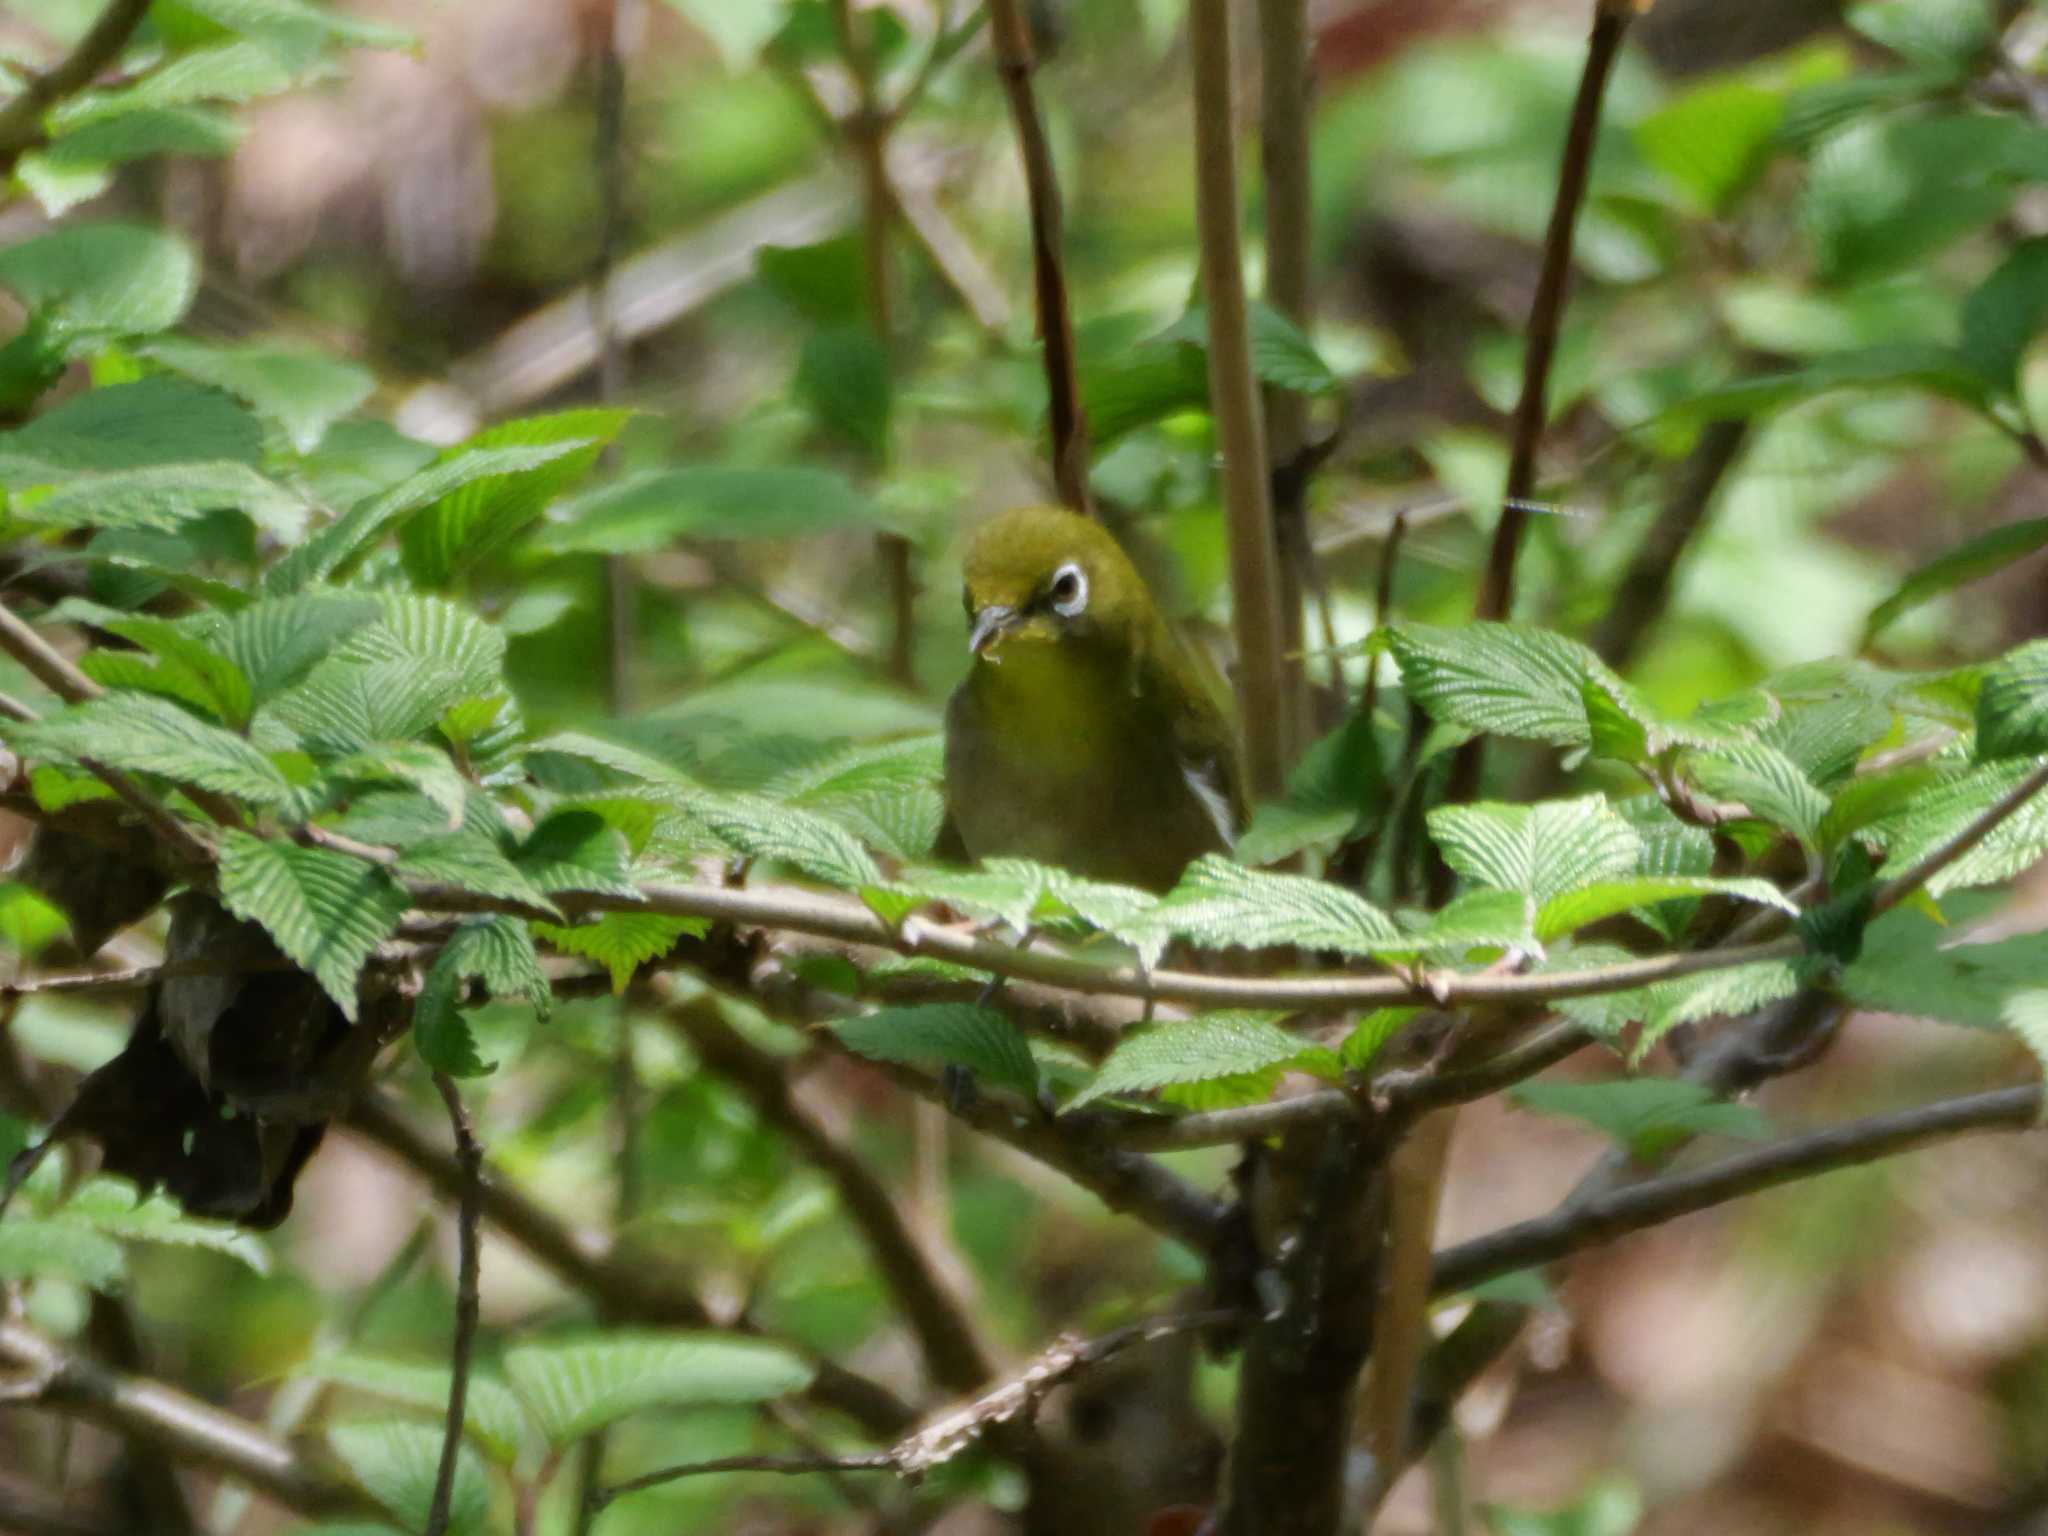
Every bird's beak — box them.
[967,604,1016,657]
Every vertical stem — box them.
[593,0,635,717]
[988,0,1094,514]
[833,0,921,686]
[1259,0,1316,752]
[1473,0,1633,624]
[424,1075,483,1536]
[1189,0,1292,798]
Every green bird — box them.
[943,507,1244,893]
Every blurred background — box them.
[5,0,2048,1532]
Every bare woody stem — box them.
[0,0,151,174]
[423,1075,484,1536]
[1431,1082,2045,1293]
[1258,0,1318,751]
[1189,0,1295,796]
[987,0,1093,514]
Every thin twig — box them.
[987,0,1092,513]
[1431,1083,2044,1293]
[1190,0,1294,795]
[0,0,151,174]
[424,1075,483,1536]
[590,1307,1234,1510]
[1474,0,1635,623]
[1260,0,1318,752]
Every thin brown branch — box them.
[1588,418,1748,669]
[1474,0,1635,623]
[342,1094,917,1438]
[1870,757,2048,916]
[987,0,1093,513]
[1431,1083,2044,1293]
[590,1307,1233,1511]
[665,995,997,1392]
[0,1321,385,1523]
[1259,0,1318,752]
[423,1076,483,1536]
[0,0,151,174]
[1190,0,1294,795]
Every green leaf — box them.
[1340,1007,1418,1071]
[267,439,604,593]
[1135,854,1401,963]
[101,615,253,727]
[1417,888,1538,958]
[796,324,892,458]
[59,1177,269,1272]
[1636,76,1782,213]
[142,336,376,453]
[1976,639,2048,760]
[756,234,866,322]
[2000,991,2048,1116]
[1082,302,1341,445]
[539,466,883,553]
[0,1219,126,1288]
[766,734,944,862]
[1510,1077,1769,1162]
[1850,0,1996,68]
[1430,796,1641,910]
[60,41,301,121]
[1155,302,1344,397]
[0,378,262,482]
[1487,1475,1644,1536]
[297,1354,526,1464]
[327,1421,490,1536]
[685,790,882,888]
[1579,672,1750,765]
[503,1333,813,1449]
[18,461,308,537]
[1236,713,1388,865]
[1385,622,1604,748]
[23,108,241,215]
[219,593,383,705]
[216,832,409,1018]
[415,917,551,1074]
[662,0,793,69]
[1534,876,1795,943]
[0,222,197,337]
[395,833,558,916]
[515,811,639,897]
[172,0,415,52]
[1839,904,2048,1029]
[1068,1012,1331,1110]
[1686,743,1830,846]
[340,594,508,699]
[399,409,627,587]
[1864,517,2048,646]
[266,659,462,758]
[1868,759,2048,894]
[834,1004,1039,1098]
[531,913,702,992]
[13,692,291,804]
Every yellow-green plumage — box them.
[943,507,1243,893]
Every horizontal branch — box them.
[591,1307,1234,1510]
[1430,1082,2043,1294]
[0,1320,382,1523]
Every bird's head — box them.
[959,506,1157,662]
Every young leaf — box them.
[0,221,197,337]
[1685,743,1829,846]
[1135,854,1401,962]
[142,336,376,454]
[0,1219,127,1289]
[515,811,639,896]
[1384,622,1606,748]
[503,1334,814,1449]
[13,692,292,804]
[99,615,254,727]
[1429,797,1641,909]
[684,790,882,889]
[0,377,261,480]
[60,1177,270,1273]
[216,833,409,1018]
[1340,1007,1418,1071]
[1869,759,2048,894]
[1066,1012,1331,1110]
[796,324,892,457]
[1534,876,1795,943]
[531,913,703,993]
[18,461,307,537]
[834,1004,1039,1098]
[400,409,627,586]
[395,833,558,916]
[1509,1077,1769,1162]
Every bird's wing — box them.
[1141,632,1249,844]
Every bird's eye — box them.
[1048,562,1088,617]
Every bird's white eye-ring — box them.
[1049,562,1088,617]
